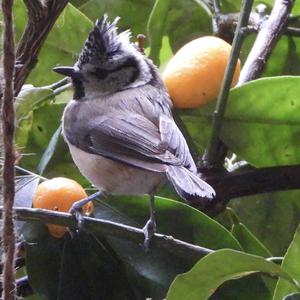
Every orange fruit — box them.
[162,36,241,109]
[32,177,93,238]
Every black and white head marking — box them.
[72,15,155,97]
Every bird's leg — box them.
[69,191,102,228]
[143,192,156,251]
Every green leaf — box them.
[273,225,300,300]
[147,0,172,65]
[230,190,300,256]
[19,102,65,172]
[13,2,93,86]
[16,86,54,122]
[37,124,62,175]
[232,222,272,258]
[91,195,241,299]
[231,219,276,294]
[182,77,300,167]
[165,0,211,53]
[73,0,155,35]
[23,222,136,300]
[15,86,55,149]
[166,249,298,300]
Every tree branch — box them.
[9,207,213,261]
[14,0,69,96]
[201,165,300,215]
[1,0,16,298]
[238,0,295,85]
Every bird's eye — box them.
[91,68,109,79]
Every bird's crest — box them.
[77,15,131,67]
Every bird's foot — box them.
[142,218,156,252]
[69,199,88,229]
[68,191,101,232]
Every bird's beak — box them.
[53,66,83,79]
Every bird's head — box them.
[53,15,155,99]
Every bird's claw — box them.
[142,218,156,252]
[69,203,85,232]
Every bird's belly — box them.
[68,144,165,195]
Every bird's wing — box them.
[69,113,196,173]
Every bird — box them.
[53,15,215,249]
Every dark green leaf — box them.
[273,225,300,300]
[166,249,298,300]
[91,195,241,299]
[23,222,136,300]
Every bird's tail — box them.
[166,166,215,203]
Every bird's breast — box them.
[67,143,165,195]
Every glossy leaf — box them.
[166,249,298,300]
[23,222,136,300]
[181,77,300,167]
[273,225,300,300]
[91,195,241,298]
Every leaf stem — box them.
[203,0,254,167]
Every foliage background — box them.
[2,0,300,299]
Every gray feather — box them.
[166,166,215,200]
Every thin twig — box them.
[1,0,16,298]
[9,207,214,261]
[238,0,295,85]
[203,0,254,167]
